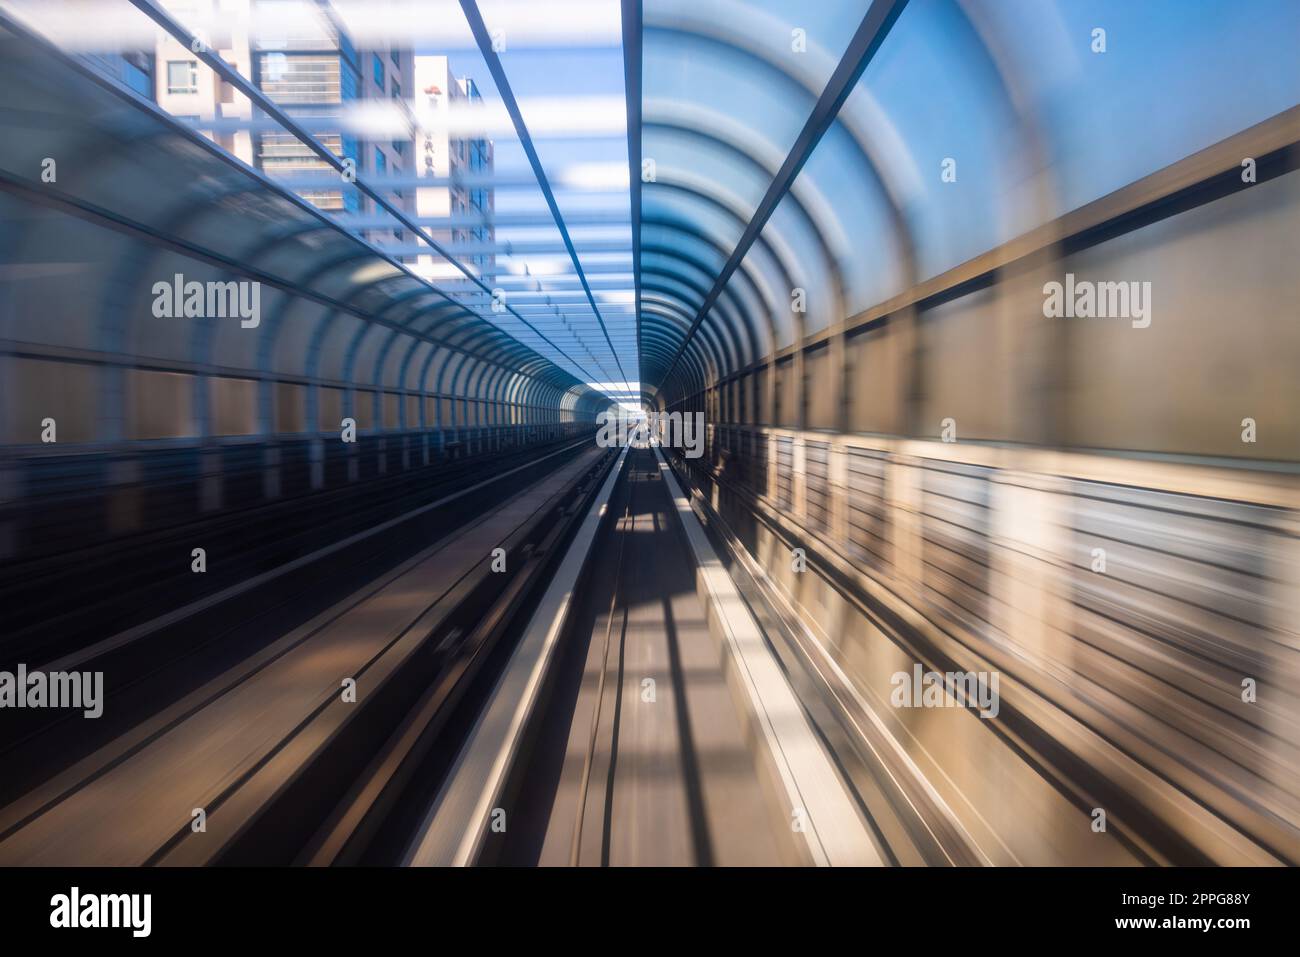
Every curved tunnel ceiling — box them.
[633,0,1300,408]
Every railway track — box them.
[0,443,617,865]
[406,445,882,867]
[498,447,786,866]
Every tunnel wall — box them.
[0,20,619,566]
[668,414,1300,865]
[0,190,596,445]
[0,175,607,566]
[669,166,1300,459]
[658,158,1300,864]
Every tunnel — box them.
[0,0,1298,903]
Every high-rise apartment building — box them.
[86,1,415,242]
[75,7,503,270]
[412,55,494,282]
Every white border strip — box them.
[404,446,628,866]
[654,446,884,867]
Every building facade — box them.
[86,1,415,240]
[412,55,494,281]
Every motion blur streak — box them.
[0,0,1297,866]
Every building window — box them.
[337,32,357,68]
[392,139,405,156]
[166,60,199,94]
[372,53,384,89]
[120,52,152,99]
[374,146,387,174]
[258,53,348,105]
[390,49,400,69]
[259,131,352,212]
[391,81,401,101]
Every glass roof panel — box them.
[0,12,588,391]
[972,0,1300,216]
